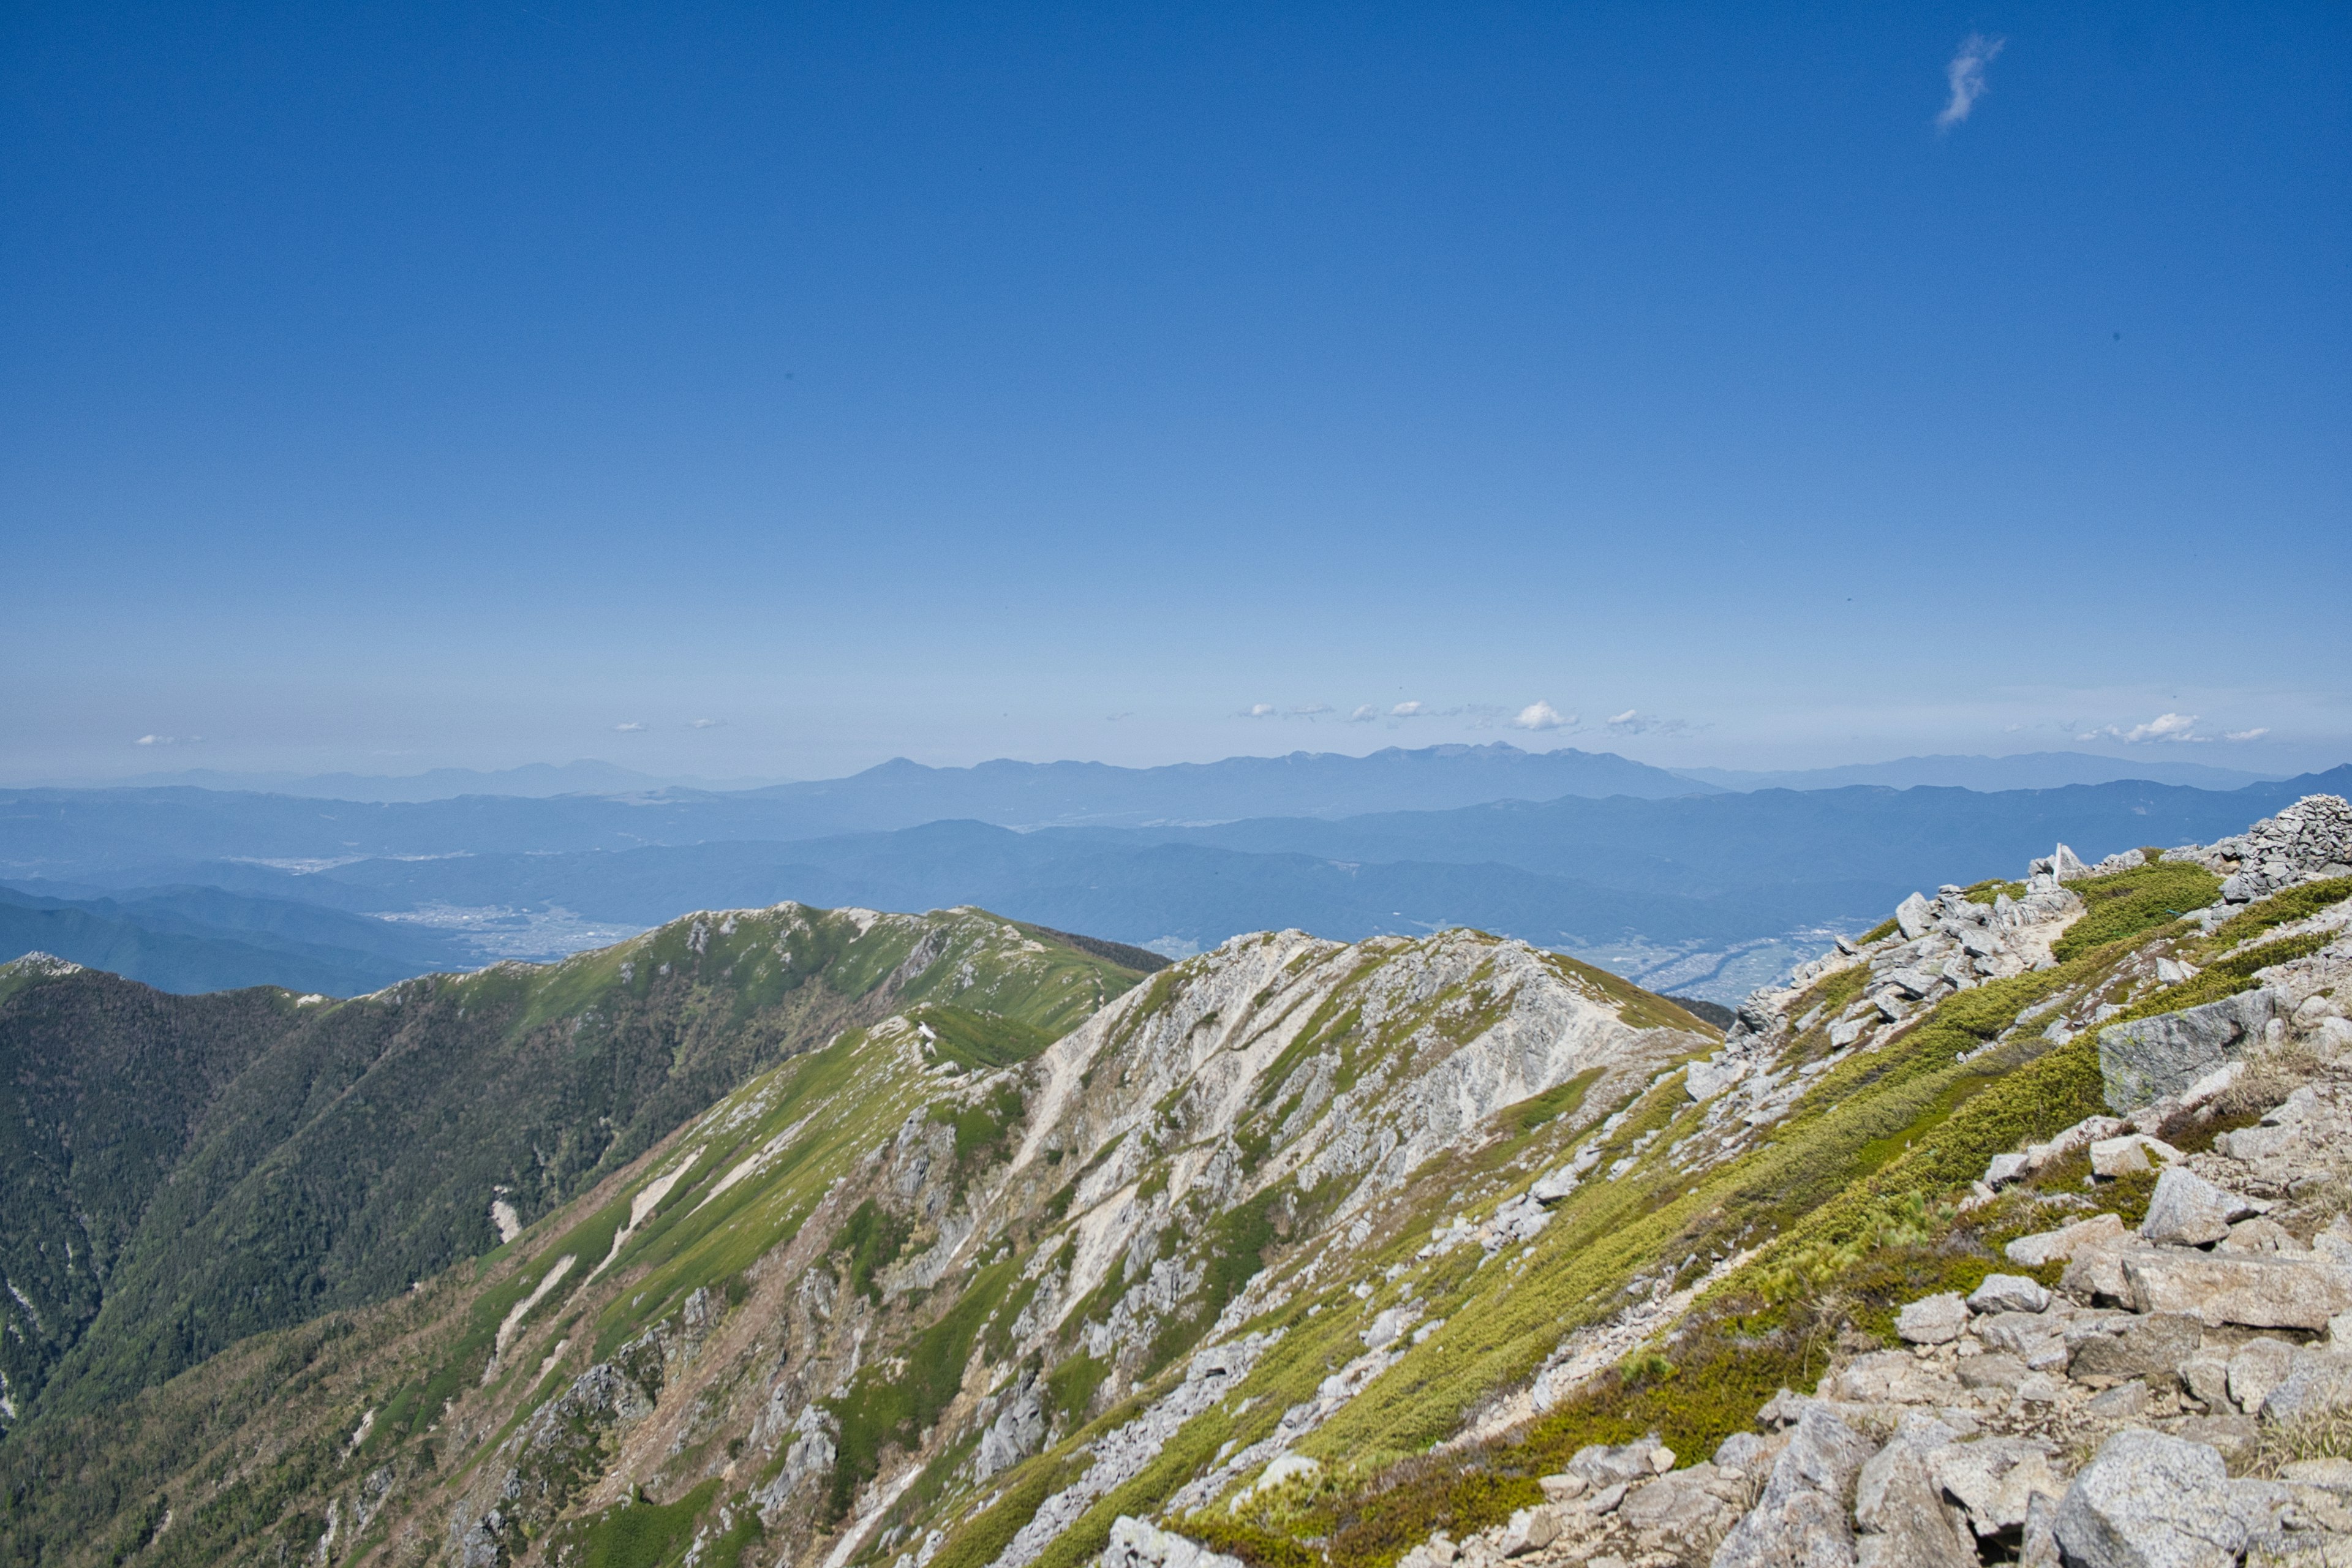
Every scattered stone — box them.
[2092,1135,2180,1178]
[2179,1353,2232,1409]
[2007,1212,2130,1267]
[2052,1431,2248,1568]
[2218,1216,2302,1254]
[1619,1463,1741,1550]
[2259,1347,2352,1422]
[1569,1439,1673,1487]
[1537,1472,1588,1503]
[2122,1250,2352,1329]
[1709,1403,1874,1568]
[1931,1438,2062,1538]
[2228,1339,2297,1414]
[2139,1167,2257,1247]
[1104,1517,1245,1568]
[2083,1382,2150,1420]
[1985,1153,2034,1188]
[1895,893,1934,941]
[1495,1505,1561,1556]
[1586,1482,1627,1515]
[1855,1426,1976,1568]
[1957,1354,2028,1391]
[1969,1275,2052,1315]
[2068,1313,2202,1384]
[1897,1294,1970,1345]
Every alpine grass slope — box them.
[6,796,2352,1568]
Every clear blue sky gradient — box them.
[4,3,2346,780]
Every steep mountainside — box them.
[7,796,2352,1568]
[0,908,1154,1434]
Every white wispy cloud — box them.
[1291,703,1332,718]
[1242,703,1276,718]
[134,734,200,746]
[1607,709,1638,726]
[1391,701,1425,718]
[1348,704,1379,723]
[614,721,647,733]
[2097,712,2204,744]
[1937,33,2005,130]
[1510,700,1575,732]
[685,717,725,729]
[2225,728,2271,743]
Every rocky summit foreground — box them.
[4,797,2352,1568]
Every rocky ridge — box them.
[1107,796,2352,1568]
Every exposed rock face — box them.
[1102,1516,1245,1568]
[2052,1431,2270,1568]
[2098,990,2279,1111]
[2138,1168,2256,1247]
[1709,1403,1874,1568]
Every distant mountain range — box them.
[29,743,2288,807]
[10,763,2345,1001]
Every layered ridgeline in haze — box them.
[3,752,2346,1002]
[7,794,2352,1568]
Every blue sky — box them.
[4,2,2346,782]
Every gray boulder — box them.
[1709,1403,1875,1568]
[2098,990,2278,1111]
[2122,1250,2352,1329]
[1569,1438,1673,1487]
[2067,1313,2202,1383]
[1895,893,1935,941]
[2227,1338,2296,1414]
[1929,1437,2062,1538]
[1896,1293,1970,1344]
[1969,1274,2052,1315]
[1854,1426,1975,1568]
[2008,1212,2130,1267]
[2139,1168,2257,1248]
[2052,1431,2248,1568]
[1619,1463,1743,1553]
[1102,1517,1245,1568]
[2259,1347,2352,1422]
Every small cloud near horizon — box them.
[1510,700,1575,732]
[613,721,647,733]
[1607,709,1638,726]
[1348,704,1379,723]
[685,717,725,729]
[1242,703,1276,718]
[1392,701,1425,718]
[134,734,201,746]
[1937,33,2005,131]
[2226,728,2272,743]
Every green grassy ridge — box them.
[0,907,1155,1563]
[7,904,1144,1426]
